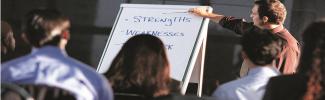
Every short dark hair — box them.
[22,9,69,47]
[254,0,287,24]
[105,34,171,97]
[241,28,282,66]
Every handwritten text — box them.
[125,29,184,37]
[132,16,191,26]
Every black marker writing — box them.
[125,29,184,37]
[133,16,191,26]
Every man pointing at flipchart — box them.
[189,0,300,76]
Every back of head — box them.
[254,0,287,24]
[1,21,15,54]
[22,9,69,47]
[299,21,325,73]
[241,28,282,66]
[105,34,171,97]
[301,20,325,100]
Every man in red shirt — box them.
[190,0,300,75]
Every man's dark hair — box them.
[254,0,287,24]
[241,28,282,66]
[22,9,69,47]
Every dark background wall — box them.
[2,0,324,96]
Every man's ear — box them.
[21,33,30,44]
[241,51,248,59]
[61,31,70,40]
[262,16,269,23]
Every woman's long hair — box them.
[105,34,171,97]
[301,21,325,100]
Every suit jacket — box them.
[263,74,308,100]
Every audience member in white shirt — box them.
[1,9,113,100]
[212,28,283,100]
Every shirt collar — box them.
[31,46,67,57]
[247,66,280,77]
[271,25,284,33]
[31,47,39,54]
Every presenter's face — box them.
[250,5,263,28]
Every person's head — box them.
[105,34,171,97]
[298,21,325,73]
[300,20,325,100]
[241,28,282,67]
[251,0,287,28]
[22,8,70,48]
[1,21,16,54]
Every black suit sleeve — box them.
[219,16,256,35]
[263,77,277,100]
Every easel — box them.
[95,4,212,97]
[180,17,209,97]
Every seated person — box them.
[105,34,201,100]
[1,21,16,62]
[263,20,325,100]
[212,28,283,100]
[1,8,113,100]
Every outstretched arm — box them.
[189,7,225,23]
[189,7,255,35]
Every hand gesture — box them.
[189,7,211,18]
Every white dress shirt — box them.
[212,66,280,100]
[1,46,113,100]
